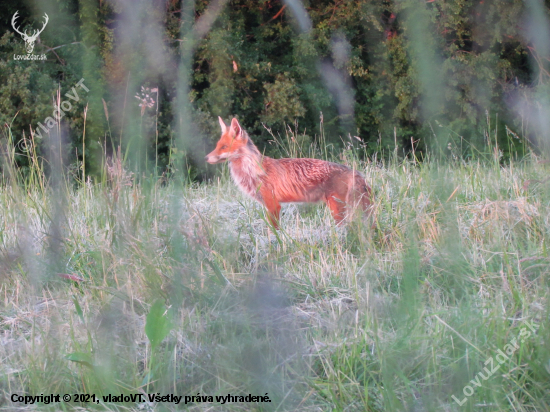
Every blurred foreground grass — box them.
[0,144,549,411]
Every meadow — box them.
[0,125,549,412]
[2,0,550,409]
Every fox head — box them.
[205,117,248,164]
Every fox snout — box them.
[205,152,225,164]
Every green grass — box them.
[0,140,549,411]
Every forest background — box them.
[1,0,549,178]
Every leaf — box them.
[66,352,94,368]
[72,296,85,324]
[145,299,173,352]
[203,257,228,285]
[141,371,154,387]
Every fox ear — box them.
[218,116,227,133]
[230,118,243,139]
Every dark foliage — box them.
[0,0,547,178]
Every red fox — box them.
[206,117,373,229]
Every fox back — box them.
[206,117,372,228]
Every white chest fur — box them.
[229,154,265,202]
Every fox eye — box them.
[220,145,227,149]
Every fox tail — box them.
[346,174,373,218]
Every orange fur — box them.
[206,117,373,229]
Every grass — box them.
[0,130,549,411]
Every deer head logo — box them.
[11,11,49,54]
